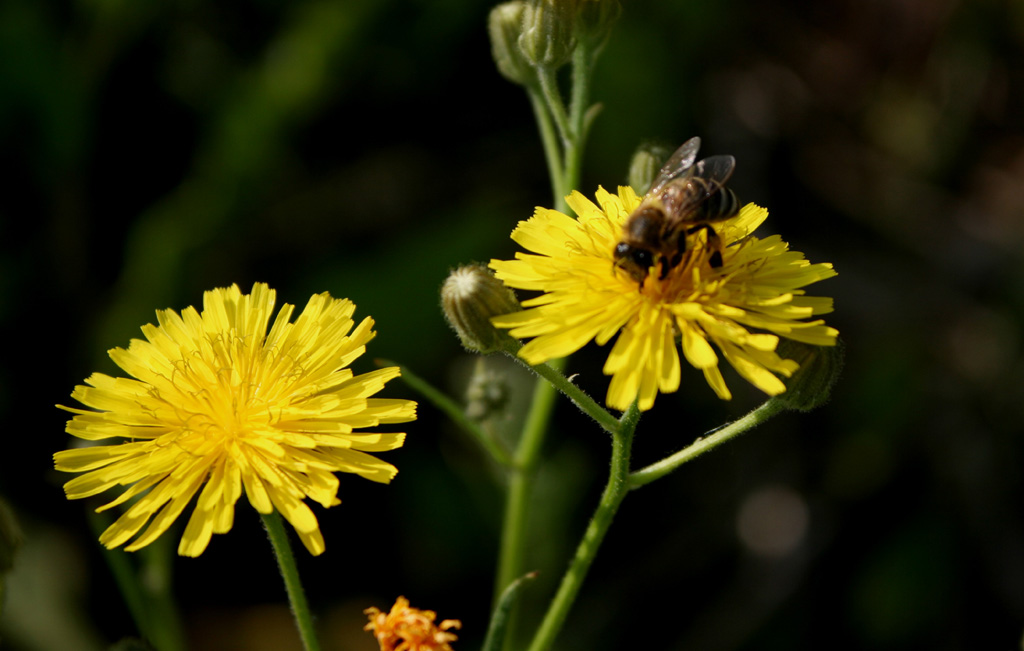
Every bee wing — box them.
[646,137,701,195]
[692,154,736,188]
[662,154,739,232]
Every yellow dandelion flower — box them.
[489,186,838,411]
[54,283,415,557]
[364,596,461,651]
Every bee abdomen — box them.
[715,186,740,218]
[694,181,740,220]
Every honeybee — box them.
[614,137,740,284]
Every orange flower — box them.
[364,596,461,651]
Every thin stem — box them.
[527,86,566,210]
[93,524,151,642]
[139,535,186,651]
[526,402,640,651]
[261,510,321,651]
[88,512,185,651]
[482,572,539,651]
[380,358,516,468]
[563,40,595,198]
[528,358,614,434]
[519,357,620,434]
[495,22,608,651]
[499,339,620,435]
[494,357,564,650]
[628,398,786,489]
[536,66,573,152]
[495,356,564,601]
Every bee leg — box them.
[660,251,683,279]
[687,224,724,268]
[706,228,724,268]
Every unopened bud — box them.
[628,143,673,193]
[576,0,621,50]
[519,0,577,69]
[489,1,535,85]
[442,264,522,354]
[465,358,511,421]
[774,338,844,412]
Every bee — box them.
[614,137,741,284]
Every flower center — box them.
[166,332,287,453]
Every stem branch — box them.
[381,359,515,468]
[500,339,620,435]
[629,398,786,488]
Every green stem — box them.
[93,522,150,642]
[380,358,516,468]
[495,356,564,603]
[563,40,594,199]
[261,510,321,651]
[499,340,619,434]
[526,402,640,651]
[527,85,567,210]
[495,23,607,651]
[139,535,186,651]
[494,355,567,651]
[529,361,620,434]
[628,398,786,488]
[482,572,539,651]
[88,512,185,651]
[536,66,573,152]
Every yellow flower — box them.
[54,283,415,557]
[489,186,838,411]
[364,596,461,651]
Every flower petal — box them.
[490,186,838,410]
[55,283,413,556]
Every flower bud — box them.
[576,0,621,50]
[489,1,535,85]
[518,0,577,69]
[628,143,673,193]
[465,358,511,421]
[774,338,844,412]
[442,264,522,354]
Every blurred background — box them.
[3,0,1024,649]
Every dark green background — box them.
[3,0,1024,649]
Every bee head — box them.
[613,242,653,284]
